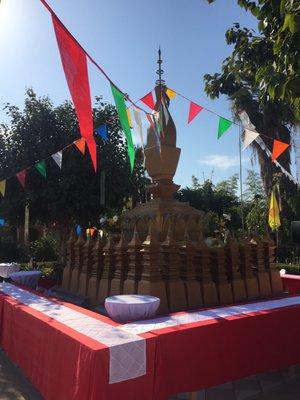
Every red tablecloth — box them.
[0,286,156,400]
[1,284,300,400]
[281,274,300,295]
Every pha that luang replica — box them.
[61,53,283,314]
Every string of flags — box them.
[0,0,297,197]
[0,123,110,197]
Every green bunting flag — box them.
[110,84,135,171]
[217,117,232,139]
[35,160,47,179]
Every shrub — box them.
[30,234,58,262]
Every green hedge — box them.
[275,263,300,275]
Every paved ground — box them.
[1,348,300,400]
[0,350,42,400]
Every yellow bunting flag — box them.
[0,180,6,197]
[268,189,281,230]
[74,137,86,155]
[126,108,133,129]
[166,88,177,100]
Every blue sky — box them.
[0,0,260,187]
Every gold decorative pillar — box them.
[110,232,130,296]
[87,231,105,307]
[239,239,260,300]
[69,234,86,293]
[98,235,117,303]
[137,222,169,314]
[78,234,95,297]
[211,246,234,305]
[123,225,143,294]
[61,229,76,291]
[225,236,247,302]
[263,236,283,296]
[251,238,272,298]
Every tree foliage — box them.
[0,89,148,229]
[204,0,299,198]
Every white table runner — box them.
[121,296,300,335]
[0,283,146,384]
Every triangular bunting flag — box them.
[126,108,133,129]
[52,151,63,169]
[95,124,108,140]
[218,117,233,139]
[74,137,86,154]
[35,160,47,179]
[272,139,289,161]
[111,84,135,171]
[52,16,97,172]
[16,170,26,188]
[243,129,260,150]
[75,224,82,236]
[166,88,177,100]
[188,102,203,124]
[133,107,144,149]
[140,92,155,110]
[0,180,6,197]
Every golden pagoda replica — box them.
[61,50,283,314]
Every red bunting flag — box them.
[52,15,97,171]
[272,139,289,161]
[188,102,203,124]
[140,92,155,110]
[16,170,26,188]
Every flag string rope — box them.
[168,87,290,145]
[39,0,149,116]
[0,89,153,183]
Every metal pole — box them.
[239,124,245,232]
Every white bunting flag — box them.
[52,151,63,169]
[133,107,144,150]
[243,128,260,150]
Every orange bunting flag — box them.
[140,92,155,110]
[16,170,26,188]
[188,102,203,124]
[272,139,289,161]
[166,88,177,100]
[74,137,86,155]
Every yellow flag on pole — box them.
[0,180,6,197]
[268,189,281,230]
[166,88,177,100]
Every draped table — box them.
[0,263,20,278]
[105,295,160,322]
[9,270,42,288]
[0,283,300,400]
[281,273,300,295]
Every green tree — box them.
[204,0,299,198]
[0,89,149,230]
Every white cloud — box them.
[199,154,250,170]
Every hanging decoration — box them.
[74,138,86,155]
[272,139,290,161]
[187,102,203,124]
[140,92,155,110]
[218,117,232,139]
[126,109,133,129]
[111,84,135,171]
[51,151,63,169]
[35,160,47,179]
[16,170,26,188]
[133,107,144,150]
[95,124,108,140]
[51,15,97,171]
[242,129,260,150]
[268,189,281,231]
[166,88,177,100]
[0,180,6,197]
[75,224,82,236]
